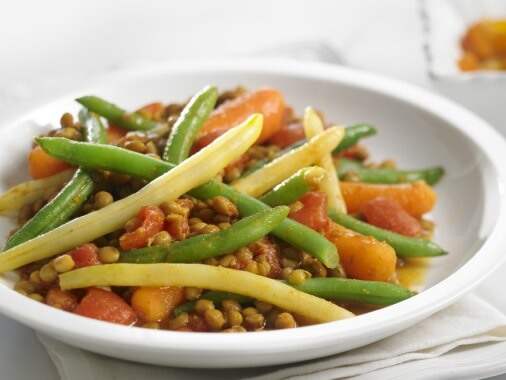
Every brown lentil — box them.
[150,231,172,246]
[39,264,58,283]
[244,313,265,330]
[242,307,258,317]
[60,113,74,128]
[14,280,35,294]
[281,267,294,279]
[194,299,214,315]
[288,269,310,286]
[145,141,158,155]
[184,287,202,301]
[204,309,226,330]
[55,127,81,140]
[208,196,239,217]
[222,299,241,312]
[245,261,259,274]
[257,261,271,276]
[274,312,297,329]
[218,222,232,230]
[168,312,189,330]
[98,246,120,263]
[53,254,76,273]
[219,254,237,268]
[28,293,44,302]
[124,140,147,153]
[29,270,42,285]
[201,224,220,234]
[226,310,243,327]
[94,191,114,209]
[254,301,273,314]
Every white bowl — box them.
[1,59,506,368]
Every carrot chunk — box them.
[28,146,71,179]
[340,181,436,218]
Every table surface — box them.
[1,1,505,379]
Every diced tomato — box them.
[361,197,422,237]
[107,124,127,144]
[46,287,78,312]
[249,239,282,278]
[267,123,305,148]
[74,288,137,325]
[69,243,100,268]
[191,128,228,153]
[136,102,164,121]
[119,206,165,250]
[289,191,330,232]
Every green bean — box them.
[163,86,217,163]
[241,124,376,177]
[337,158,445,185]
[36,138,170,181]
[173,291,252,317]
[259,167,325,206]
[5,111,105,249]
[120,206,289,264]
[76,95,157,131]
[292,277,415,305]
[333,124,377,153]
[328,210,447,257]
[36,138,340,268]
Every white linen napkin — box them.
[38,294,506,380]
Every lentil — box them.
[94,191,114,209]
[226,310,243,327]
[53,254,76,273]
[150,231,172,246]
[60,113,74,128]
[39,263,58,283]
[184,287,202,301]
[208,196,239,217]
[194,299,214,315]
[28,293,44,302]
[223,326,247,333]
[98,246,120,263]
[204,309,226,330]
[274,312,297,329]
[288,269,310,286]
[168,312,189,330]
[244,313,265,330]
[222,299,241,312]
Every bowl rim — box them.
[2,58,506,359]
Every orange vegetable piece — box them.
[28,146,71,179]
[324,221,397,282]
[340,181,436,218]
[131,286,184,323]
[136,102,164,121]
[268,122,305,148]
[75,288,137,325]
[200,88,285,144]
[361,197,422,237]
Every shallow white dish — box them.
[0,59,505,368]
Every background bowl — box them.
[0,59,505,368]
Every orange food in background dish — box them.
[458,19,506,71]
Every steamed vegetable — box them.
[333,124,377,153]
[340,181,437,217]
[59,263,355,323]
[28,146,71,179]
[76,96,157,131]
[36,137,340,269]
[328,210,447,257]
[120,206,289,264]
[0,115,262,273]
[231,126,345,197]
[337,158,444,185]
[163,86,218,163]
[259,167,325,207]
[0,170,74,216]
[303,107,347,213]
[199,88,285,144]
[5,110,105,249]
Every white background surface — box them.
[1,0,505,378]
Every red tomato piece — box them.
[187,313,209,332]
[69,243,100,268]
[74,288,137,325]
[361,197,422,237]
[119,206,165,250]
[267,122,305,148]
[289,191,330,232]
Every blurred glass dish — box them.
[421,0,506,80]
